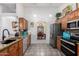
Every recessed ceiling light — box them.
[33,14,37,17]
[49,14,52,17]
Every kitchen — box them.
[0,4,31,55]
[0,3,79,56]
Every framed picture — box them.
[12,21,18,28]
[30,22,34,27]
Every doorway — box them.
[37,23,46,40]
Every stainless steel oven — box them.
[67,21,76,28]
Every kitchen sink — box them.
[1,39,16,44]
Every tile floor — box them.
[24,44,65,56]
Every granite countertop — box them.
[0,36,22,52]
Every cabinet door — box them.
[18,40,23,56]
[74,10,78,19]
[77,9,79,18]
[0,48,9,56]
[61,18,67,30]
[8,43,18,56]
[24,20,28,29]
[19,17,28,30]
[19,18,24,30]
[0,49,8,53]
[69,12,75,20]
[57,36,61,50]
[77,44,79,56]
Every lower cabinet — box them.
[0,49,9,56]
[8,43,18,56]
[77,44,79,56]
[57,36,61,50]
[0,49,8,53]
[18,39,23,56]
[0,39,23,56]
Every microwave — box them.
[67,21,76,28]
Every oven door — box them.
[67,22,76,28]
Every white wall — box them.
[58,3,76,12]
[16,3,25,17]
[0,16,18,41]
[29,21,50,44]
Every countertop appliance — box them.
[67,19,79,29]
[62,31,71,40]
[50,23,61,48]
[62,32,79,43]
[67,21,76,28]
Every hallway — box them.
[24,44,64,56]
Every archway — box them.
[36,21,47,40]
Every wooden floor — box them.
[24,44,65,56]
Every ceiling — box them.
[23,3,64,8]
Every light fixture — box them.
[49,14,52,17]
[33,14,37,17]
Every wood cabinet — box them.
[61,17,67,30]
[0,49,8,53]
[0,49,9,56]
[19,17,28,31]
[57,36,61,50]
[77,44,79,56]
[8,43,18,56]
[18,39,23,56]
[69,12,75,20]
[0,39,23,56]
[74,10,78,19]
[77,9,79,17]
[60,8,79,30]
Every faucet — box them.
[2,29,10,41]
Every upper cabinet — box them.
[59,8,79,30]
[60,16,68,30]
[19,17,28,31]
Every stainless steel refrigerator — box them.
[50,23,61,48]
